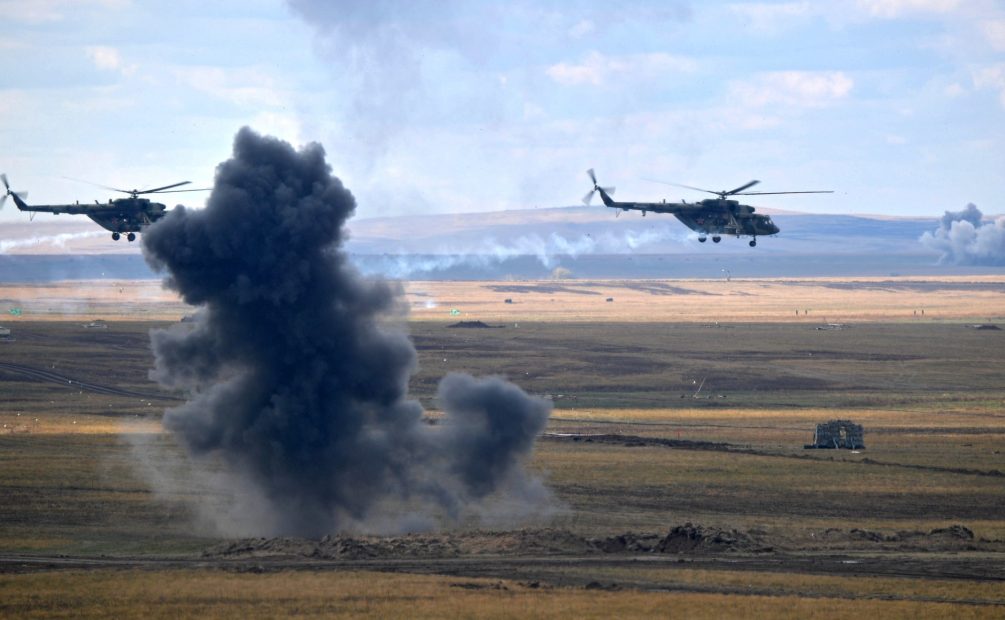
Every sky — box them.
[1,0,1003,223]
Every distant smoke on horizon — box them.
[0,230,105,254]
[354,226,682,278]
[137,128,552,537]
[920,203,1005,265]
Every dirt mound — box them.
[205,524,773,561]
[207,537,321,559]
[446,321,499,329]
[818,524,981,550]
[543,433,736,453]
[588,533,663,554]
[655,523,763,553]
[208,534,463,560]
[206,530,592,560]
[929,524,975,540]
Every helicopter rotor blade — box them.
[586,168,597,186]
[642,178,719,196]
[582,189,596,206]
[736,190,834,196]
[138,181,192,194]
[61,176,132,194]
[725,180,760,195]
[1,173,9,192]
[600,186,615,196]
[152,187,212,194]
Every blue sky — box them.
[1,0,1002,222]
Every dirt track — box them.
[0,361,180,402]
[2,543,1003,606]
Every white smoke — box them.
[0,231,106,254]
[355,225,682,278]
[920,203,1005,265]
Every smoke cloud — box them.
[0,230,105,253]
[920,203,1005,265]
[139,128,551,537]
[355,225,682,279]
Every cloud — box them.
[546,51,697,87]
[248,111,304,147]
[286,0,482,165]
[730,71,854,107]
[0,0,129,23]
[943,82,966,97]
[172,66,287,108]
[856,0,960,18]
[729,2,812,34]
[971,64,1005,107]
[568,19,595,38]
[85,46,136,76]
[984,20,1005,51]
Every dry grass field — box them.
[405,276,1005,323]
[2,275,1004,323]
[1,276,1004,617]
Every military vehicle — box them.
[1,174,207,241]
[583,169,832,246]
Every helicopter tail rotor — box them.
[0,174,28,210]
[582,168,615,205]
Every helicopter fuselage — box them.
[9,193,168,235]
[596,191,780,239]
[1,175,201,241]
[83,198,167,233]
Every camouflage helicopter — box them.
[583,169,832,246]
[1,174,207,241]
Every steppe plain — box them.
[1,275,1004,618]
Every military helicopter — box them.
[582,169,832,246]
[1,174,208,241]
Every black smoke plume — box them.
[920,203,1005,265]
[141,128,551,536]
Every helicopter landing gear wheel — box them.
[127,232,136,242]
[112,232,120,241]
[698,236,707,243]
[749,238,757,247]
[712,236,721,243]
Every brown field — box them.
[2,274,1004,322]
[1,277,1004,616]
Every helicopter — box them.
[1,174,208,241]
[582,169,832,246]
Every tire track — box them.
[0,362,181,402]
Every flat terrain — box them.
[2,275,1004,322]
[1,277,1004,617]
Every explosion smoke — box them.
[920,203,1005,265]
[140,128,551,536]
